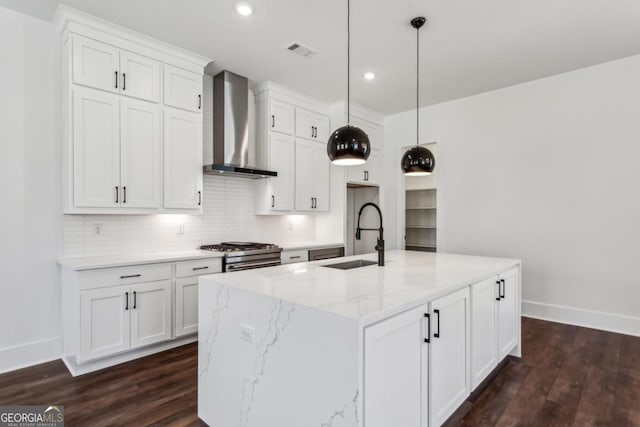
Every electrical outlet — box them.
[288,218,294,231]
[94,223,102,235]
[240,324,254,344]
[177,224,185,235]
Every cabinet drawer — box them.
[80,263,172,290]
[175,258,222,278]
[281,249,309,264]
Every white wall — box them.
[0,6,62,372]
[385,54,640,335]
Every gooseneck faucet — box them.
[355,202,385,266]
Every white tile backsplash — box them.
[62,175,317,257]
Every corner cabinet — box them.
[254,83,332,214]
[60,12,208,214]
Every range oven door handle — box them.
[226,260,281,272]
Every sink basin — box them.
[321,259,378,270]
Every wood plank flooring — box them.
[0,318,638,426]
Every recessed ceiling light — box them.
[364,72,376,81]
[235,2,253,16]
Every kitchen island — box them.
[198,250,521,427]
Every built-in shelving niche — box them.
[405,188,437,252]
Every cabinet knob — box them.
[496,281,501,301]
[198,94,202,109]
[424,313,431,343]
[434,309,441,338]
[198,190,202,206]
[115,71,118,89]
[115,186,119,204]
[122,73,126,91]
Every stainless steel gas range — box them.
[199,242,282,272]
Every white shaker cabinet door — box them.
[498,268,519,359]
[164,65,203,113]
[119,50,161,103]
[72,36,120,93]
[175,277,199,337]
[163,107,203,209]
[268,133,294,211]
[130,280,172,349]
[295,108,315,140]
[312,141,330,211]
[429,287,471,427]
[364,304,429,427]
[314,113,330,142]
[80,285,131,362]
[120,97,162,209]
[294,139,315,211]
[72,87,121,208]
[470,276,499,390]
[268,99,295,135]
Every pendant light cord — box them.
[347,0,351,124]
[416,22,419,146]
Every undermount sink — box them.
[321,259,378,270]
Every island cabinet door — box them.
[497,267,519,360]
[470,276,499,390]
[364,304,429,427]
[428,287,471,427]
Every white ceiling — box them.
[6,0,640,115]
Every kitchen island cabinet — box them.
[198,250,521,426]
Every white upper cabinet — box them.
[73,87,120,208]
[164,65,203,113]
[295,108,330,142]
[364,304,429,427]
[120,97,162,209]
[63,23,207,213]
[163,107,203,209]
[428,287,470,427]
[72,36,120,93]
[267,133,295,211]
[348,149,381,185]
[269,100,295,135]
[120,51,161,103]
[295,139,330,212]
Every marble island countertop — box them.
[199,249,520,324]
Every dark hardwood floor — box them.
[1,318,638,426]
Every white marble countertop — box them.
[58,250,223,270]
[199,250,520,324]
[278,241,344,251]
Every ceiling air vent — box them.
[284,42,318,58]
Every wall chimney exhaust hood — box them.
[204,70,277,178]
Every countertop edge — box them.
[58,251,224,271]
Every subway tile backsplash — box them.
[62,175,316,258]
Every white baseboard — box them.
[522,300,640,337]
[63,335,197,376]
[0,336,62,375]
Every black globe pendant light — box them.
[327,0,371,166]
[401,17,435,176]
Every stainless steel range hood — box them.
[204,70,277,178]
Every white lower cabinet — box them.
[470,276,499,389]
[428,287,471,427]
[175,277,199,337]
[470,267,520,390]
[65,257,222,375]
[80,284,130,362]
[130,280,172,348]
[79,280,171,362]
[364,304,428,427]
[498,267,519,359]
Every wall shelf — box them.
[405,188,437,252]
